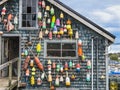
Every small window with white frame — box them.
[44,40,78,59]
[19,0,38,29]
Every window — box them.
[19,0,38,29]
[44,40,78,59]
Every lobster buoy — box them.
[48,65,51,71]
[78,46,83,56]
[87,60,91,69]
[66,71,71,86]
[37,77,42,85]
[38,1,42,6]
[31,76,35,86]
[55,75,59,86]
[42,19,46,29]
[52,61,56,69]
[46,5,50,11]
[51,22,54,28]
[66,24,71,30]
[49,31,52,40]
[60,64,64,73]
[56,18,60,26]
[44,11,47,18]
[24,49,28,56]
[69,60,72,69]
[48,74,52,82]
[86,73,90,81]
[38,11,42,20]
[53,25,58,35]
[76,63,80,72]
[45,29,49,35]
[41,72,45,80]
[66,19,71,25]
[52,15,56,23]
[75,31,79,39]
[50,7,54,15]
[82,54,86,61]
[60,12,64,19]
[31,67,36,76]
[63,24,67,32]
[64,62,68,71]
[36,43,41,53]
[42,0,45,8]
[39,30,43,39]
[48,59,52,65]
[56,64,60,72]
[60,75,64,82]
[72,61,75,68]
[30,60,34,67]
[23,56,30,71]
[25,69,30,76]
[71,73,76,80]
[50,85,55,90]
[47,17,51,24]
[59,28,64,35]
[34,57,44,71]
[78,39,82,46]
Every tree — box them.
[109,54,118,61]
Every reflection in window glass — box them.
[46,42,77,58]
[32,14,36,20]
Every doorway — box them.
[1,36,19,77]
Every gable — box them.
[48,0,115,43]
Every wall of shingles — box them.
[0,0,107,90]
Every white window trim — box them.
[19,0,38,30]
[44,40,78,59]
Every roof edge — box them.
[48,0,115,43]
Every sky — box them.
[60,0,120,53]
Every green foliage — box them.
[109,53,118,61]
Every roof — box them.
[0,0,8,5]
[48,0,116,43]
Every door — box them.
[1,36,19,77]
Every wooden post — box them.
[9,62,12,87]
[0,32,2,77]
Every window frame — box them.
[19,0,38,30]
[44,40,78,59]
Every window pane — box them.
[22,14,26,20]
[62,51,76,57]
[27,7,31,13]
[32,21,36,27]
[47,43,61,49]
[32,0,36,7]
[26,21,32,27]
[26,14,32,20]
[32,7,36,14]
[22,7,27,13]
[22,21,26,27]
[22,0,26,7]
[47,51,61,57]
[62,43,76,49]
[27,0,31,7]
[32,14,36,20]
